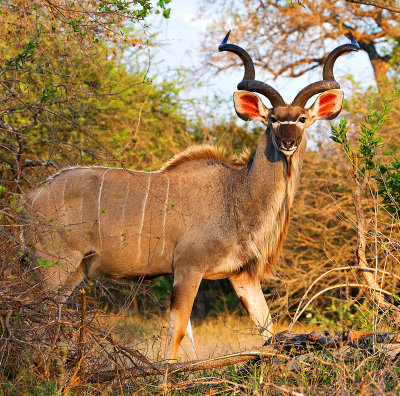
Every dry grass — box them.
[1,268,400,395]
[104,309,400,395]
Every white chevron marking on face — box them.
[279,147,297,156]
[279,121,297,124]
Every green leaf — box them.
[38,259,53,268]
[162,8,171,18]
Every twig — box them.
[78,288,86,370]
[351,153,400,323]
[20,158,59,170]
[66,288,87,386]
[115,86,153,158]
[291,282,398,326]
[44,319,61,379]
[289,266,400,330]
[4,310,12,338]
[264,382,305,396]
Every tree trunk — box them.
[358,40,391,92]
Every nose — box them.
[281,139,295,150]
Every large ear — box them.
[306,89,344,125]
[233,91,270,122]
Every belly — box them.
[86,242,174,279]
[203,273,233,280]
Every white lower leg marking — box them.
[137,173,151,263]
[97,169,110,250]
[186,318,197,359]
[161,178,170,255]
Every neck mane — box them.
[239,128,306,279]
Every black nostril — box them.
[282,140,295,149]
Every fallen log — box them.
[87,349,289,383]
[86,330,400,383]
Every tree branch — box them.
[88,349,289,382]
[346,0,400,13]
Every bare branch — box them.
[200,0,400,88]
[346,0,400,13]
[20,159,59,170]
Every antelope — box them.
[23,32,359,360]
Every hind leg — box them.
[165,268,202,360]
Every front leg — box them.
[165,268,202,361]
[230,271,273,339]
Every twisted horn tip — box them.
[346,28,360,50]
[219,30,231,51]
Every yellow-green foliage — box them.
[0,1,196,193]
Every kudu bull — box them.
[23,32,359,360]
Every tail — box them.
[186,318,198,359]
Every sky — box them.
[147,0,377,121]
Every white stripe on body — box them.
[97,169,110,251]
[80,195,84,227]
[61,173,69,208]
[120,184,131,244]
[161,177,170,256]
[137,173,151,263]
[121,184,131,222]
[31,188,43,206]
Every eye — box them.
[270,116,277,123]
[299,117,307,123]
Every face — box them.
[233,89,344,157]
[269,106,307,157]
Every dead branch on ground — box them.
[267,329,400,353]
[87,329,400,382]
